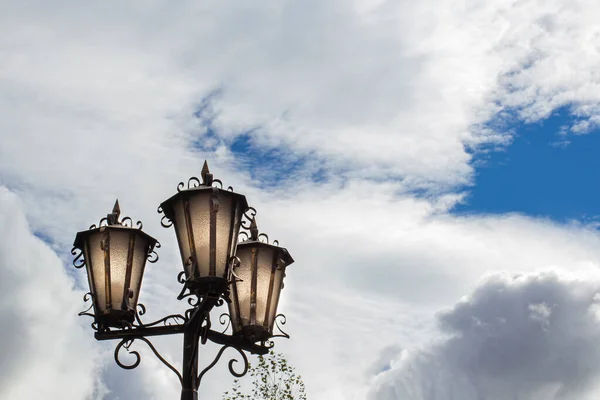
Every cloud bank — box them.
[368,271,600,400]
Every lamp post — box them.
[72,162,294,400]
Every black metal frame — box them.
[82,291,276,400]
[74,162,292,400]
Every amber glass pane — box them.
[130,234,150,307]
[172,197,192,277]
[266,265,285,332]
[229,279,240,333]
[109,229,131,310]
[215,193,232,279]
[85,231,107,314]
[232,246,253,328]
[255,247,275,326]
[188,191,211,277]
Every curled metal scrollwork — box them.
[157,205,173,228]
[212,179,223,189]
[256,233,280,246]
[238,231,249,241]
[78,292,100,331]
[176,271,195,301]
[132,302,187,328]
[137,303,147,317]
[188,295,201,307]
[71,247,85,268]
[119,217,144,229]
[177,271,187,285]
[114,338,183,384]
[89,214,143,230]
[188,176,202,189]
[240,207,257,229]
[229,256,242,283]
[115,339,140,369]
[147,241,160,264]
[272,314,290,339]
[197,345,248,389]
[177,176,203,192]
[78,292,95,318]
[219,313,231,333]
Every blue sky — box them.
[455,109,600,222]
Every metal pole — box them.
[180,308,202,400]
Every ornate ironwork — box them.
[272,314,290,339]
[147,241,160,263]
[197,345,249,388]
[258,232,280,246]
[157,205,173,228]
[87,200,144,229]
[219,313,231,334]
[115,337,183,384]
[173,160,239,194]
[71,247,85,268]
[240,207,257,229]
[133,303,188,328]
[78,292,95,318]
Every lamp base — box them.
[95,309,135,330]
[185,276,230,298]
[235,325,271,343]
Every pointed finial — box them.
[250,217,259,241]
[113,199,121,216]
[201,160,213,186]
[107,199,121,225]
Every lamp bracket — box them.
[197,344,249,390]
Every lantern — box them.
[229,218,294,342]
[158,161,248,296]
[72,200,158,329]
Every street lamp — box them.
[229,217,294,343]
[72,162,293,400]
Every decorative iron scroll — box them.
[77,292,100,331]
[240,207,257,230]
[147,241,160,263]
[257,233,280,246]
[272,314,289,339]
[114,337,183,384]
[133,303,188,328]
[197,345,249,389]
[88,200,143,229]
[157,205,173,228]
[177,176,202,192]
[219,313,231,334]
[71,247,85,268]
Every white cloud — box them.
[367,270,600,400]
[0,187,100,399]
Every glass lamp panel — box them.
[188,191,211,277]
[85,231,107,314]
[266,265,286,331]
[255,246,276,327]
[172,196,192,278]
[215,193,233,279]
[130,233,150,307]
[232,246,253,328]
[229,280,240,333]
[108,229,131,310]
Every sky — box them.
[2,1,600,399]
